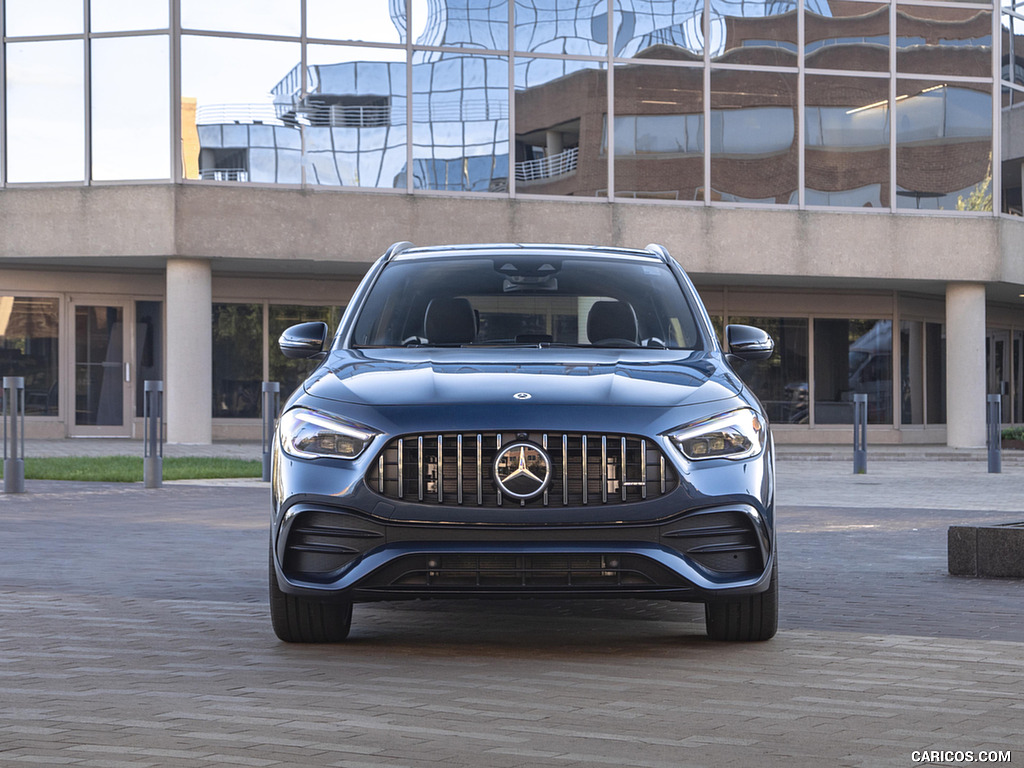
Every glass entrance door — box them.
[73,303,131,436]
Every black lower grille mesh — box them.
[369,553,688,589]
[662,510,764,574]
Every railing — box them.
[293,104,392,127]
[196,100,508,129]
[515,147,578,182]
[199,168,249,182]
[196,103,283,125]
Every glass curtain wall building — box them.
[2,0,1023,444]
[0,0,1001,208]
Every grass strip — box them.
[0,455,261,483]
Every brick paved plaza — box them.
[0,455,1021,767]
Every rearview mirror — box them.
[726,324,775,362]
[279,322,329,360]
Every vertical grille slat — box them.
[457,434,463,505]
[542,433,549,507]
[641,440,648,500]
[367,431,676,507]
[417,436,424,502]
[581,435,588,506]
[620,436,628,502]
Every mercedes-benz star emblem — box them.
[493,442,551,500]
[513,392,532,400]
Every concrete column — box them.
[166,258,212,444]
[945,282,987,448]
[545,130,563,156]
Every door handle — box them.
[125,362,131,383]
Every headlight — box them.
[668,408,766,461]
[279,408,377,460]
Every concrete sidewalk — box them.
[0,457,1021,767]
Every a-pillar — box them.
[166,258,212,444]
[945,282,987,448]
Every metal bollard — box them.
[852,393,868,475]
[261,382,281,482]
[143,381,164,488]
[3,376,26,494]
[987,394,1002,474]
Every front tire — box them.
[704,560,778,642]
[269,555,353,643]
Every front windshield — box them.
[350,254,704,350]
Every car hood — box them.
[302,348,743,408]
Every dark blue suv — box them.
[271,243,777,642]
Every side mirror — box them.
[726,324,775,362]
[279,322,329,360]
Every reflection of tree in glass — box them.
[212,303,263,418]
[957,155,993,212]
[269,305,344,401]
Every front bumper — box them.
[273,496,774,603]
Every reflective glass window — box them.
[91,0,168,32]
[134,301,163,419]
[182,36,300,184]
[1004,8,1024,94]
[710,70,796,204]
[5,0,82,36]
[728,317,809,425]
[897,5,992,78]
[900,319,924,424]
[515,0,598,55]
[308,0,406,43]
[805,75,889,208]
[91,36,171,181]
[900,318,946,426]
[516,58,604,197]
[805,1,888,73]
[0,297,60,417]
[420,0,507,50]
[926,322,946,424]
[814,318,892,425]
[710,0,797,67]
[212,303,263,418]
[5,41,85,183]
[895,80,992,210]
[611,62,703,201]
[181,0,299,37]
[411,54,509,192]
[269,305,344,399]
[301,45,407,188]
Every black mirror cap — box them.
[279,322,330,360]
[726,324,775,362]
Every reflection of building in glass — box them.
[191,0,994,210]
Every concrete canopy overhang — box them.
[1,184,1023,299]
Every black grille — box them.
[365,432,677,507]
[283,510,383,582]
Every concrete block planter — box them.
[948,523,1024,578]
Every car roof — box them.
[387,243,668,263]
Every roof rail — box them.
[383,241,414,261]
[644,243,672,262]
